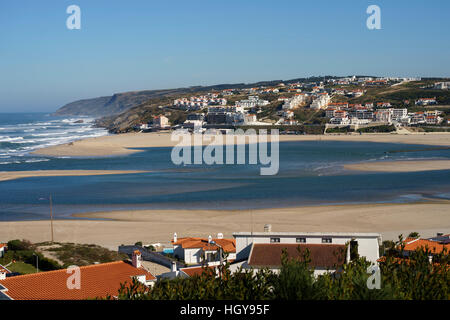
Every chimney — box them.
[132,250,142,269]
[0,271,6,280]
[208,235,212,244]
[173,232,178,243]
[264,224,272,232]
[171,261,177,273]
[217,233,224,239]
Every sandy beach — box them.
[32,132,450,157]
[344,160,450,172]
[1,201,449,250]
[5,132,448,250]
[0,170,150,182]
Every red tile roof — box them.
[400,239,449,254]
[0,244,7,249]
[172,237,236,253]
[180,265,216,277]
[248,244,347,269]
[0,261,155,300]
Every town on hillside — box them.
[126,77,450,135]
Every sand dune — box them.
[1,201,449,250]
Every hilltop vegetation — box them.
[0,240,127,274]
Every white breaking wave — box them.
[0,116,109,163]
[0,136,24,142]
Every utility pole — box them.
[33,253,39,273]
[50,195,54,243]
[250,209,253,238]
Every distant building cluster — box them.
[282,94,308,110]
[173,95,227,111]
[415,97,437,106]
[434,82,450,90]
[310,93,331,110]
[326,102,443,126]
[133,75,448,132]
[236,96,269,109]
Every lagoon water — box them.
[0,113,450,221]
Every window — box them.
[270,237,280,243]
[296,237,306,243]
[322,237,332,243]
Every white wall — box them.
[233,232,381,263]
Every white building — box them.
[0,244,6,258]
[310,94,331,110]
[208,105,244,114]
[416,98,437,106]
[172,233,236,265]
[375,110,392,124]
[434,82,450,90]
[391,108,408,122]
[237,96,269,109]
[233,230,381,265]
[282,94,307,110]
[153,115,170,128]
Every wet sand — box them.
[0,170,150,182]
[344,160,450,172]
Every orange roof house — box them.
[172,237,236,253]
[400,238,449,255]
[0,259,156,300]
[171,234,236,265]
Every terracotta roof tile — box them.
[248,244,347,269]
[180,265,216,277]
[173,237,236,253]
[401,239,449,254]
[0,261,155,300]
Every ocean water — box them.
[0,113,108,164]
[0,113,450,221]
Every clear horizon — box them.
[1,0,450,112]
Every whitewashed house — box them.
[171,233,236,265]
[0,244,6,258]
[233,229,381,265]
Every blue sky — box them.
[0,0,449,112]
